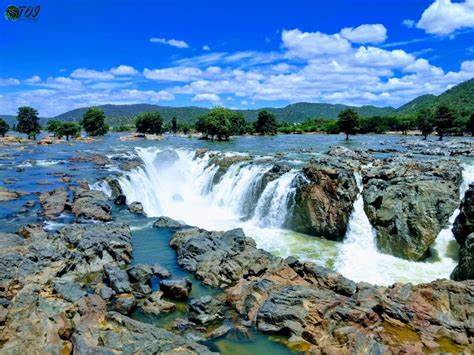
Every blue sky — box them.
[0,0,473,116]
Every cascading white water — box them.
[115,146,474,286]
[118,147,297,231]
[335,164,474,285]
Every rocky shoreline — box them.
[0,142,473,353]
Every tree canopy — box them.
[81,107,109,136]
[254,110,278,135]
[416,109,434,140]
[435,105,455,141]
[0,118,9,137]
[135,111,164,135]
[17,106,41,140]
[195,107,245,141]
[337,109,359,140]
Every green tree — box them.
[59,122,81,140]
[230,112,246,135]
[171,117,178,134]
[0,118,9,137]
[254,110,278,135]
[435,105,455,141]
[416,109,434,140]
[468,113,474,136]
[46,120,62,137]
[17,106,41,140]
[135,111,163,135]
[337,109,359,140]
[81,107,109,136]
[195,107,236,141]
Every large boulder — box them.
[363,158,462,260]
[451,184,474,281]
[72,189,112,221]
[189,295,225,325]
[39,188,68,218]
[288,157,358,240]
[159,278,192,300]
[105,177,126,205]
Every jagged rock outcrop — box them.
[362,158,462,260]
[105,177,126,205]
[39,188,68,218]
[451,184,474,281]
[170,226,474,353]
[0,223,214,354]
[288,157,358,240]
[128,201,144,215]
[72,188,112,221]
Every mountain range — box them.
[1,79,472,127]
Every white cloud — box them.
[150,37,189,48]
[25,75,41,84]
[191,93,221,103]
[282,29,352,58]
[71,68,114,80]
[340,24,387,43]
[143,67,203,82]
[110,65,138,76]
[354,46,414,68]
[417,0,474,35]
[402,19,415,28]
[202,45,211,51]
[0,78,20,86]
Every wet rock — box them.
[151,263,171,279]
[105,177,126,205]
[39,188,68,218]
[289,157,358,240]
[153,216,186,229]
[170,227,279,287]
[0,232,26,248]
[189,295,225,325]
[127,264,153,284]
[0,188,20,201]
[104,263,131,293]
[128,201,144,215]
[72,312,215,354]
[139,291,176,316]
[53,279,86,302]
[111,293,136,315]
[97,284,115,300]
[451,184,474,280]
[23,200,35,208]
[72,189,112,221]
[327,145,373,164]
[17,224,47,239]
[159,278,192,300]
[363,158,461,260]
[453,183,474,246]
[70,153,110,167]
[208,153,252,184]
[58,223,132,266]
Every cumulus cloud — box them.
[25,75,41,84]
[191,93,221,104]
[149,37,189,48]
[202,45,211,51]
[110,65,138,76]
[0,78,20,86]
[71,68,114,80]
[282,29,351,58]
[417,0,474,35]
[340,24,387,43]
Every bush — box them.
[195,107,242,140]
[254,110,278,135]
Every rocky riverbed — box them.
[0,134,473,353]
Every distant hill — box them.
[398,79,474,115]
[2,78,472,127]
[51,102,396,127]
[0,115,49,127]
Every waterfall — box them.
[118,147,297,231]
[336,164,474,285]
